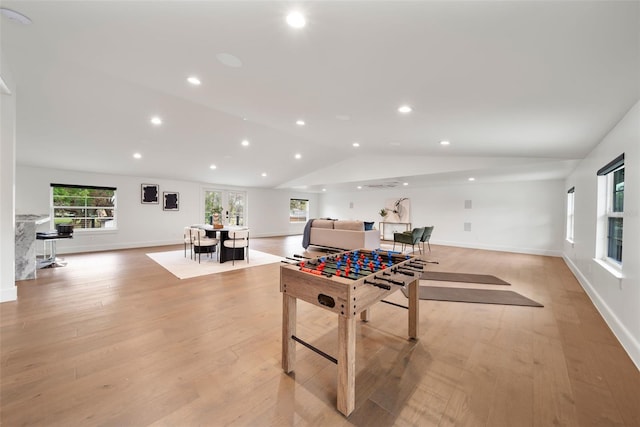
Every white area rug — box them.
[146,249,285,279]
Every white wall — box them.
[319,179,565,256]
[563,100,640,368]
[0,54,17,302]
[16,165,318,254]
[246,187,318,237]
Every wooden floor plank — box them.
[1,237,638,426]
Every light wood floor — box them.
[1,236,638,426]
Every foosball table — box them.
[280,248,426,416]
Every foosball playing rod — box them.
[291,335,337,364]
[304,249,412,264]
[364,279,391,290]
[380,300,409,310]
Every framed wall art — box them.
[385,197,411,222]
[141,184,159,204]
[163,191,179,211]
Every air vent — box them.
[364,181,401,189]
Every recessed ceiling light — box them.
[133,153,142,159]
[322,188,326,192]
[286,11,306,28]
[210,164,217,170]
[150,116,162,125]
[0,8,32,25]
[241,139,250,147]
[294,153,302,159]
[468,177,475,181]
[216,53,243,68]
[296,120,305,126]
[403,182,409,186]
[357,186,362,190]
[352,142,360,148]
[261,172,267,177]
[187,76,201,85]
[398,105,412,114]
[440,140,450,146]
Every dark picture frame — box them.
[141,184,159,204]
[163,191,179,211]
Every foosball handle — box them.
[364,279,391,290]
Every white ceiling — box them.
[2,1,638,192]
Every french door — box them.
[203,189,246,226]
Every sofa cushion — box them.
[312,219,335,229]
[364,221,375,231]
[334,220,364,231]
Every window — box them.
[51,184,116,230]
[227,191,245,226]
[597,154,624,264]
[290,198,309,223]
[566,187,575,242]
[204,190,222,224]
[203,189,246,226]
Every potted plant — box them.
[379,208,388,219]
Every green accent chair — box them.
[393,227,425,254]
[421,226,434,253]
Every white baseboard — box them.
[53,233,304,255]
[432,239,563,257]
[1,286,17,303]
[563,255,640,371]
[54,239,181,255]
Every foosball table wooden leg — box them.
[282,294,297,373]
[408,279,420,339]
[337,314,356,416]
[360,309,370,322]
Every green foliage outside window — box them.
[52,186,116,229]
[290,199,309,223]
[228,192,245,226]
[204,191,222,224]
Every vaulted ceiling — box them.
[2,1,638,192]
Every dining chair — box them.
[183,226,193,259]
[222,229,249,265]
[191,228,219,263]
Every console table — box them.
[379,222,411,240]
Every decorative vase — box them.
[213,212,223,229]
